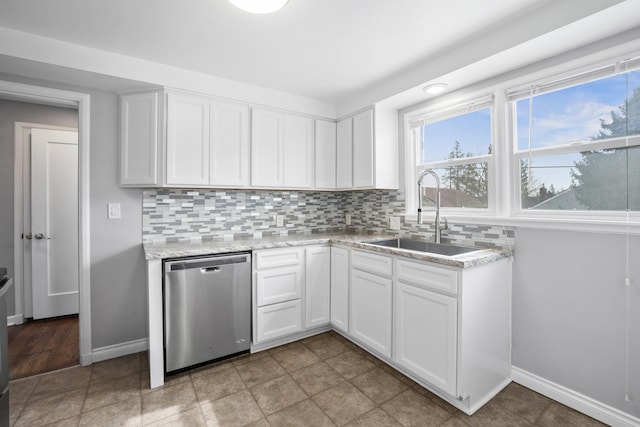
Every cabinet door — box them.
[283,114,314,188]
[256,300,302,343]
[120,92,159,186]
[352,109,374,188]
[166,93,210,186]
[210,101,249,186]
[251,108,283,187]
[336,118,353,189]
[330,247,349,332]
[350,268,392,357]
[394,281,457,396]
[256,265,303,307]
[305,246,330,329]
[315,120,337,189]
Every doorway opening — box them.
[0,80,92,379]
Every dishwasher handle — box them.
[166,253,250,272]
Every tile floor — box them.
[9,331,607,426]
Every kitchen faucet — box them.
[417,169,448,243]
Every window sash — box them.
[408,95,494,129]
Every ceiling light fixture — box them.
[228,0,289,14]
[422,83,448,95]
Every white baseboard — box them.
[7,314,24,326]
[511,366,640,427]
[91,338,149,364]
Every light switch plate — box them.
[345,213,352,225]
[276,215,284,227]
[389,216,401,230]
[108,203,121,219]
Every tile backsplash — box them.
[142,189,514,251]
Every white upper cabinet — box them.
[349,106,399,190]
[120,91,160,186]
[336,118,353,189]
[120,90,250,188]
[283,114,314,188]
[251,108,313,189]
[166,92,210,186]
[315,120,337,189]
[210,101,250,187]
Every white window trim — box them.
[402,52,640,235]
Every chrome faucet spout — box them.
[417,169,445,243]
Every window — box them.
[409,97,493,213]
[511,61,640,213]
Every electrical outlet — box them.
[389,216,401,230]
[276,215,285,227]
[345,213,352,225]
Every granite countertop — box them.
[144,232,510,268]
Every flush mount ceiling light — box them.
[228,0,289,14]
[422,83,448,95]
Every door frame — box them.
[3,80,93,366]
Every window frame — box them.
[404,96,497,220]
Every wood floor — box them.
[8,315,79,380]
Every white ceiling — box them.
[0,0,639,109]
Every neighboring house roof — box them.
[422,187,486,208]
[529,188,588,210]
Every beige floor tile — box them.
[350,367,408,404]
[268,341,305,355]
[189,359,234,379]
[490,382,552,423]
[44,415,82,426]
[92,353,141,384]
[83,373,141,412]
[456,401,533,426]
[141,379,198,425]
[29,367,92,401]
[381,388,451,427]
[313,382,375,426]
[267,398,335,426]
[305,336,349,360]
[440,416,471,427]
[140,370,191,394]
[9,376,39,405]
[246,418,271,427]
[536,402,607,427]
[14,387,86,427]
[200,389,264,427]
[230,350,270,367]
[145,406,207,426]
[250,374,307,415]
[271,344,321,372]
[192,366,245,403]
[300,331,335,345]
[324,350,376,380]
[344,408,402,426]
[234,355,286,388]
[289,362,344,396]
[79,396,142,426]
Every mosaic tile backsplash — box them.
[142,189,514,250]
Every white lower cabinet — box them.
[253,245,330,345]
[305,246,331,329]
[330,246,349,332]
[349,250,392,357]
[394,281,458,396]
[256,300,302,342]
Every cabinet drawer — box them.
[256,265,303,306]
[351,250,392,277]
[396,259,458,296]
[255,248,303,270]
[256,300,302,343]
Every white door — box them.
[305,246,330,329]
[330,246,349,332]
[30,128,79,319]
[350,268,392,357]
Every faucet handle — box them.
[441,217,448,230]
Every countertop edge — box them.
[144,234,511,268]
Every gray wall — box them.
[512,228,640,418]
[0,77,148,351]
[0,99,78,316]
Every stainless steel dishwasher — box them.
[163,252,251,373]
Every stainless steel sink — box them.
[368,238,481,256]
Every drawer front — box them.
[256,265,303,306]
[256,299,302,343]
[396,259,458,296]
[255,248,303,270]
[351,249,392,277]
